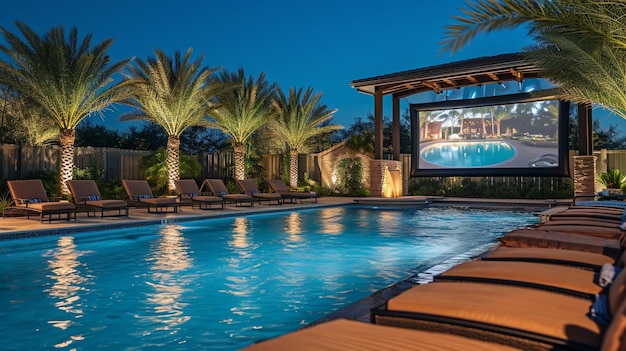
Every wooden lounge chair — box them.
[200,179,254,207]
[241,318,524,351]
[267,179,317,204]
[371,266,626,351]
[174,179,224,210]
[67,180,128,217]
[236,179,283,205]
[121,180,180,213]
[5,179,76,223]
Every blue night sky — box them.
[2,0,626,134]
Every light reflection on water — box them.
[0,207,538,351]
[44,236,90,348]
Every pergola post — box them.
[574,103,596,201]
[392,94,400,161]
[374,87,383,159]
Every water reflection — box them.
[44,236,89,348]
[319,208,344,234]
[230,217,249,250]
[285,212,302,241]
[143,225,193,335]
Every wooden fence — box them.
[2,144,626,190]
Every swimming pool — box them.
[421,140,516,167]
[0,206,537,350]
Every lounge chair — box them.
[5,179,76,223]
[236,179,283,205]
[241,318,524,351]
[371,265,626,351]
[268,179,317,204]
[174,179,224,210]
[121,180,180,213]
[200,179,254,207]
[435,260,603,299]
[66,180,128,217]
[482,246,621,271]
[499,228,624,259]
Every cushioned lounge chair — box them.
[435,260,604,299]
[482,246,621,271]
[371,266,626,351]
[201,179,254,207]
[5,179,76,223]
[236,179,283,205]
[67,180,128,217]
[499,228,624,259]
[241,318,524,351]
[537,221,625,234]
[174,179,224,210]
[121,180,180,213]
[267,179,317,204]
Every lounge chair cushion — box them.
[499,228,623,258]
[384,282,603,348]
[26,201,76,212]
[85,199,127,209]
[437,260,602,296]
[484,246,617,269]
[242,319,523,351]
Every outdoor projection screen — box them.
[410,93,570,177]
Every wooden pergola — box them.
[350,52,593,161]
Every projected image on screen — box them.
[410,94,569,177]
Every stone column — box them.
[572,155,597,201]
[370,159,402,198]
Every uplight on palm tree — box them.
[0,21,130,195]
[271,86,341,188]
[441,0,626,119]
[120,48,223,193]
[208,68,276,180]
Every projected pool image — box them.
[421,140,516,167]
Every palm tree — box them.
[208,68,276,180]
[120,48,223,193]
[0,21,130,195]
[441,0,626,119]
[271,86,342,188]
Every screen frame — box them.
[410,92,570,177]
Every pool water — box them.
[0,206,537,350]
[421,140,516,167]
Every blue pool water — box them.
[421,140,516,167]
[0,206,537,350]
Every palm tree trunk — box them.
[289,148,298,188]
[59,128,75,196]
[234,142,245,180]
[166,135,180,194]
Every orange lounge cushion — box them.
[85,200,127,209]
[191,195,223,203]
[242,319,523,351]
[538,223,625,238]
[386,282,603,348]
[139,197,177,205]
[485,246,616,268]
[26,201,76,212]
[499,228,623,257]
[438,260,603,296]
